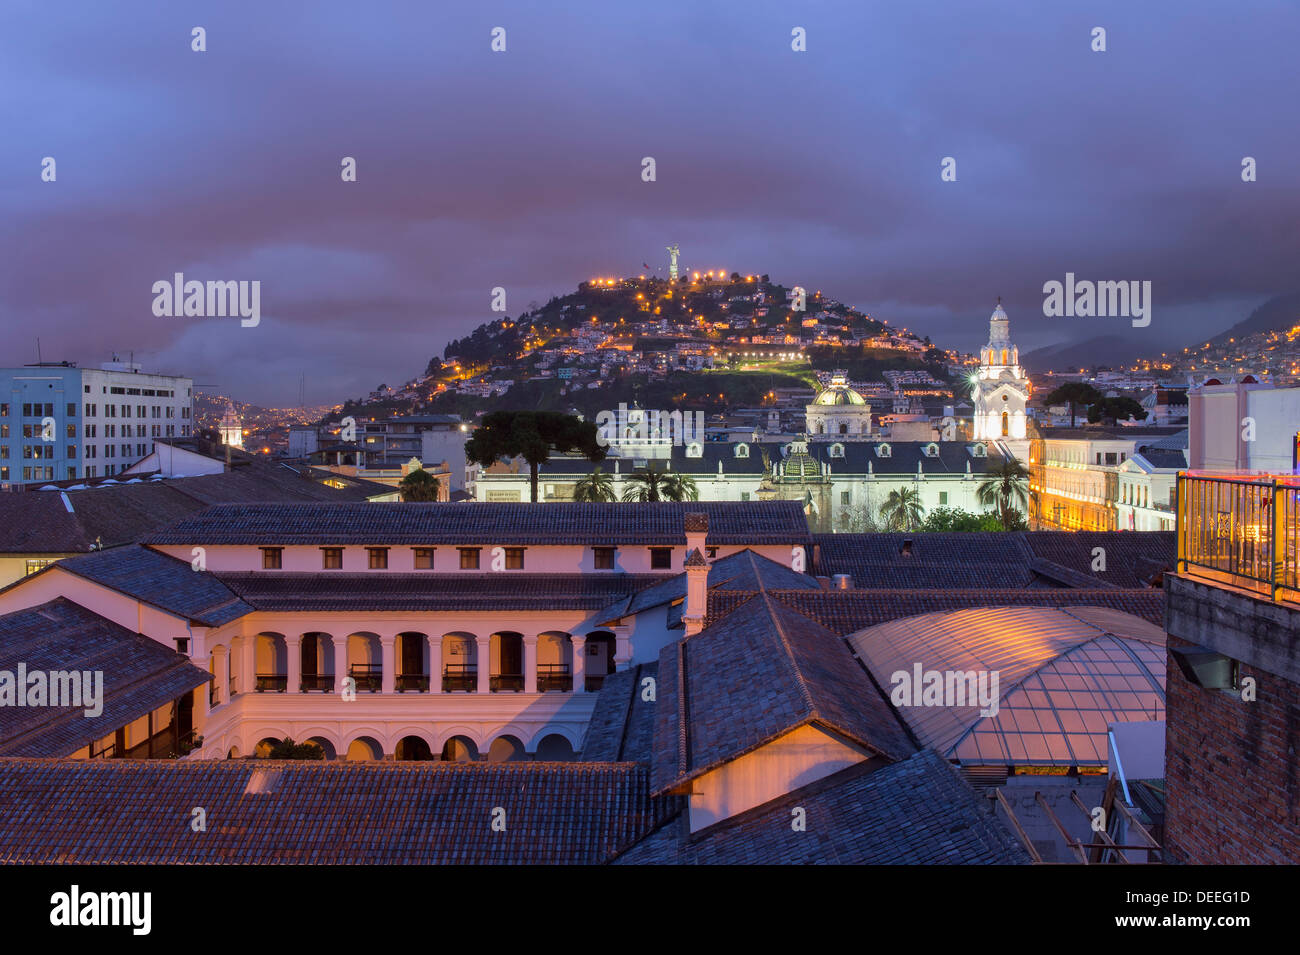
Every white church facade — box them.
[971,301,1030,440]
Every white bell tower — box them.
[972,299,1030,440]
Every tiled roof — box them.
[219,572,663,613]
[807,441,1011,476]
[614,750,1032,864]
[598,548,821,624]
[12,545,254,626]
[708,588,1167,631]
[813,532,1035,588]
[0,461,391,554]
[0,759,677,864]
[582,662,659,763]
[1021,532,1175,589]
[145,501,813,546]
[651,593,914,795]
[0,598,211,758]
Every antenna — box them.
[36,338,41,364]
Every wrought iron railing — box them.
[1176,472,1300,602]
[537,664,572,693]
[442,664,477,692]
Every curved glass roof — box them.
[846,606,1165,766]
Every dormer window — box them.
[875,443,892,458]
[734,443,749,458]
[829,443,845,458]
[685,442,703,458]
[970,444,988,458]
[924,443,939,458]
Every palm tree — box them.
[977,458,1030,529]
[622,463,699,502]
[573,466,617,502]
[878,487,925,531]
[399,468,441,502]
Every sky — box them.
[2,0,1298,406]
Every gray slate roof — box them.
[614,749,1032,864]
[219,571,663,613]
[13,545,254,626]
[145,501,812,547]
[582,662,659,763]
[0,598,211,757]
[651,592,915,795]
[0,758,677,863]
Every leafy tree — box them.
[1043,382,1104,427]
[465,411,606,503]
[399,468,441,502]
[977,457,1031,530]
[268,738,324,760]
[573,466,616,502]
[1087,396,1148,425]
[878,487,925,531]
[919,507,1005,532]
[622,463,698,502]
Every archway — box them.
[535,734,578,761]
[536,631,573,692]
[397,631,428,691]
[254,633,288,692]
[253,737,281,759]
[491,631,524,692]
[345,736,383,761]
[584,631,616,692]
[441,632,477,692]
[300,632,334,692]
[306,736,338,760]
[347,632,382,692]
[395,735,434,761]
[487,735,528,763]
[441,735,479,762]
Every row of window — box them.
[0,402,189,420]
[256,545,672,571]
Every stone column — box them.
[523,634,539,693]
[612,625,632,669]
[239,634,256,696]
[284,634,301,693]
[212,645,228,707]
[427,634,442,694]
[380,634,396,694]
[570,634,587,693]
[476,635,491,694]
[334,634,349,694]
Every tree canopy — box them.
[464,411,606,502]
[1043,382,1104,426]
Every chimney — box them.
[683,548,709,636]
[684,511,708,562]
[833,573,853,591]
[900,538,914,557]
[682,512,710,637]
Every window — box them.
[24,559,53,576]
[504,547,525,570]
[66,424,75,438]
[650,547,673,570]
[458,547,481,569]
[321,547,343,569]
[414,548,436,569]
[367,547,389,569]
[0,404,6,416]
[0,467,8,481]
[841,490,850,505]
[66,446,75,459]
[593,546,615,570]
[706,546,718,559]
[939,491,948,506]
[174,638,189,654]
[260,547,283,569]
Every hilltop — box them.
[331,272,962,423]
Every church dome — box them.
[781,440,823,481]
[812,372,867,406]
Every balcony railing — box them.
[348,664,382,693]
[300,674,333,692]
[395,674,429,692]
[537,664,572,693]
[255,673,288,693]
[443,664,477,692]
[1176,472,1300,603]
[491,673,524,693]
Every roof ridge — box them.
[760,591,819,719]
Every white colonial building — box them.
[971,301,1030,441]
[0,501,811,762]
